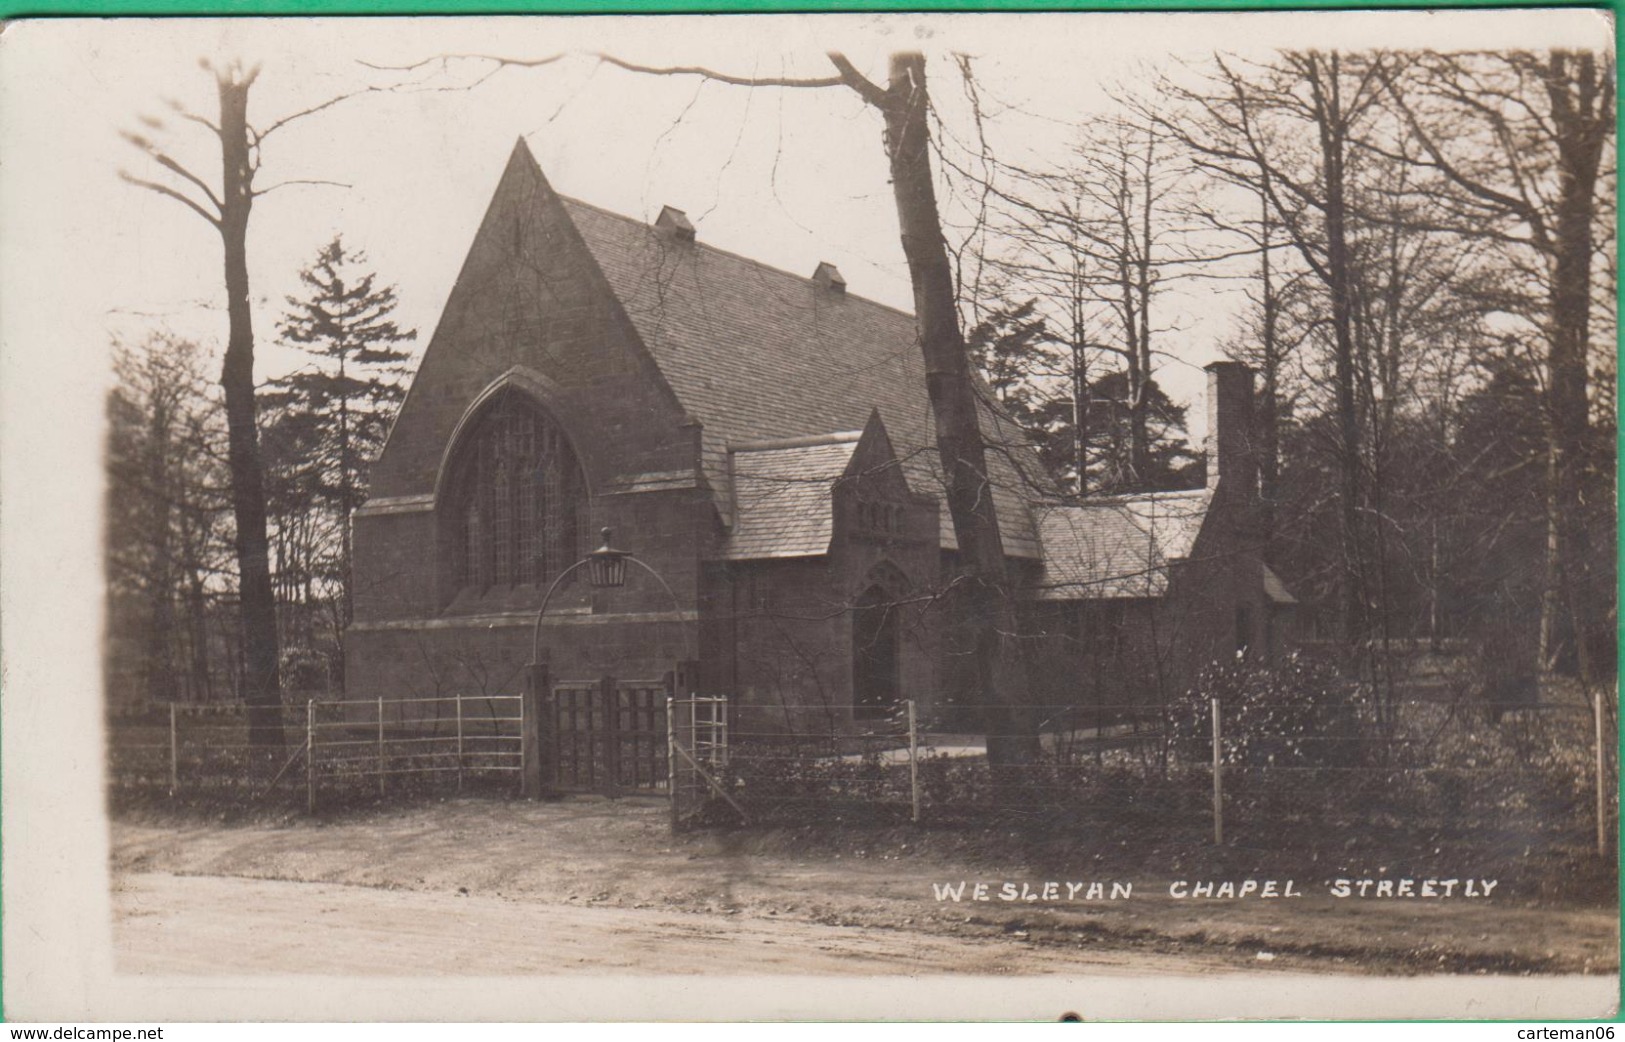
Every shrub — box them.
[1169,652,1368,770]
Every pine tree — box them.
[272,236,416,636]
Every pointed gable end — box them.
[366,138,694,505]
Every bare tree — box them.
[1161,51,1394,642]
[1375,50,1615,682]
[122,60,366,747]
[106,333,236,706]
[957,104,1198,495]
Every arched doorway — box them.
[852,584,901,721]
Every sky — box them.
[2,9,1612,440]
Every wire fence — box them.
[107,694,524,809]
[108,685,1616,857]
[683,695,1616,854]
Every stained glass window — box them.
[454,393,585,589]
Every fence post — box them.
[719,695,730,767]
[306,699,315,814]
[907,699,920,824]
[377,696,386,798]
[168,703,178,798]
[600,675,620,797]
[1596,689,1608,858]
[667,694,679,833]
[522,661,550,799]
[456,692,465,794]
[1211,697,1224,846]
[910,699,923,819]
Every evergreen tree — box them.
[968,298,1055,410]
[270,236,416,639]
[969,299,1198,495]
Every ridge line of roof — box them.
[1035,487,1211,510]
[730,430,865,452]
[557,194,920,324]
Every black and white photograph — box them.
[0,9,1617,1022]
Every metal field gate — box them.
[668,695,740,827]
[546,676,672,795]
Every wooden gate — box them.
[548,675,670,794]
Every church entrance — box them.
[852,585,901,720]
[542,674,672,795]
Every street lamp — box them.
[529,527,684,666]
[583,527,631,589]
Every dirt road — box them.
[109,796,1618,981]
[114,871,1238,977]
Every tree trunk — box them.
[1070,254,1091,496]
[216,69,284,749]
[1256,181,1281,558]
[872,53,1036,763]
[338,350,354,632]
[1310,54,1367,645]
[1070,335,1089,497]
[1539,50,1608,685]
[1129,127,1156,486]
[143,399,177,704]
[187,570,212,702]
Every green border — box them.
[0,0,1613,13]
[0,0,1619,1028]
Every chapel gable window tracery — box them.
[453,392,586,590]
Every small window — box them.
[854,496,901,539]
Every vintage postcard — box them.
[0,9,1617,1023]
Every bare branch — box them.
[825,52,889,108]
[166,98,222,138]
[256,85,387,142]
[364,49,855,98]
[120,131,225,214]
[253,178,353,196]
[599,52,846,90]
[118,170,222,229]
[359,51,569,75]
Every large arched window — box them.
[452,392,586,589]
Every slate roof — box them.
[1033,489,1212,601]
[718,433,861,561]
[557,196,1047,558]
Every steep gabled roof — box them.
[555,194,1046,557]
[720,432,862,561]
[1033,489,1211,600]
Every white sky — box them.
[2,10,1612,435]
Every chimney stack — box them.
[1205,361,1257,494]
[812,261,846,294]
[655,205,696,242]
